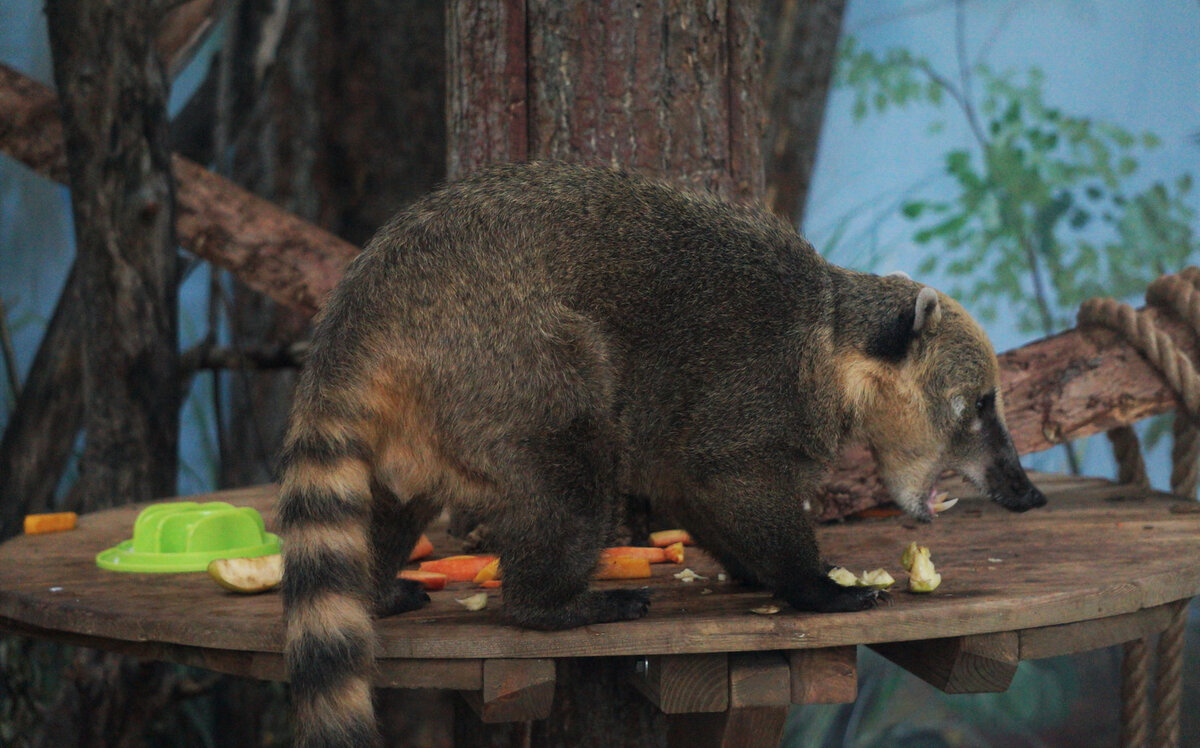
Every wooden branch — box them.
[0,63,359,317]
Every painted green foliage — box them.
[838,37,1198,334]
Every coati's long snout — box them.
[980,428,1047,513]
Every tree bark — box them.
[46,0,180,507]
[447,3,764,745]
[448,0,763,203]
[761,0,847,227]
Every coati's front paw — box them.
[595,587,652,623]
[375,578,431,617]
[783,576,884,613]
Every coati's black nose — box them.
[1004,484,1047,512]
[986,453,1048,513]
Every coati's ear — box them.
[913,286,942,335]
[865,286,942,361]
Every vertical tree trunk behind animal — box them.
[761,0,847,227]
[45,0,180,510]
[38,0,181,744]
[447,2,762,745]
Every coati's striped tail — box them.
[277,418,379,748]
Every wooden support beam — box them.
[871,632,1019,694]
[629,653,729,714]
[788,646,857,704]
[1019,601,1186,661]
[460,658,556,723]
[667,652,791,748]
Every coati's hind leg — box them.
[493,418,650,630]
[682,463,881,614]
[368,484,441,617]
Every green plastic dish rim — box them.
[94,500,282,573]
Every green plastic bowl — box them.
[95,501,281,573]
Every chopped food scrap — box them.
[408,534,434,561]
[207,554,283,594]
[456,592,488,611]
[398,569,448,591]
[750,604,780,615]
[472,557,501,584]
[827,566,859,587]
[908,549,942,593]
[649,529,694,547]
[24,512,77,535]
[859,568,896,589]
[673,568,707,583]
[594,555,652,579]
[418,555,499,582]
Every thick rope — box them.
[1121,637,1151,748]
[1152,604,1186,748]
[1077,268,1200,748]
[1077,268,1200,498]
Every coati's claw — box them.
[375,578,431,617]
[608,587,653,621]
[784,575,884,613]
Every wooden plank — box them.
[460,658,556,723]
[630,654,729,713]
[788,646,857,704]
[3,479,1200,666]
[871,632,1019,694]
[1019,601,1185,661]
[668,708,789,748]
[729,652,791,708]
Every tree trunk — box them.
[36,0,181,744]
[447,3,764,745]
[46,0,179,508]
[762,0,847,227]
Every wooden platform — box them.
[1,473,1197,743]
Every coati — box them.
[277,161,1046,746]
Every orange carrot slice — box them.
[418,555,498,582]
[649,529,693,547]
[600,546,667,563]
[23,512,77,535]
[408,534,434,561]
[399,569,448,591]
[473,558,501,584]
[663,541,685,564]
[479,580,502,589]
[593,555,651,580]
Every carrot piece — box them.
[649,529,693,547]
[479,580,502,589]
[418,555,498,582]
[23,512,77,535]
[399,569,448,591]
[600,546,667,563]
[593,555,651,580]
[663,541,685,564]
[473,558,501,584]
[408,534,434,561]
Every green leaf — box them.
[1118,157,1137,176]
[901,201,926,219]
[1142,132,1161,148]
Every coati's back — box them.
[277,163,834,747]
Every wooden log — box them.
[788,646,857,704]
[629,653,729,714]
[0,63,359,317]
[460,658,556,723]
[870,632,1019,694]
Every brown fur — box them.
[277,162,1044,747]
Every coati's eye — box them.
[976,391,996,414]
